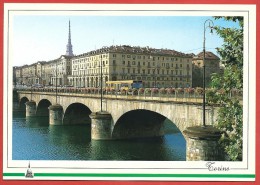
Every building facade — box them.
[13,21,220,89]
[192,51,220,87]
[68,45,193,88]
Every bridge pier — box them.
[183,125,222,161]
[25,101,36,117]
[90,111,113,140]
[48,104,64,125]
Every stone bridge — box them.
[16,90,222,160]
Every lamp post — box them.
[100,54,103,112]
[202,19,214,127]
[183,19,222,161]
[30,79,33,101]
[56,61,58,104]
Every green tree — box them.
[208,16,243,161]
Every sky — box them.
[11,15,240,66]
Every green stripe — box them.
[3,173,255,178]
[3,173,25,177]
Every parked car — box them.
[32,84,43,88]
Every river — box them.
[12,103,186,161]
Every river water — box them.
[12,104,186,161]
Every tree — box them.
[207,17,243,161]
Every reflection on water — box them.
[12,111,186,161]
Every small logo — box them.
[25,162,34,178]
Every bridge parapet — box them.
[18,90,205,104]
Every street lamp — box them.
[100,54,103,112]
[55,61,58,104]
[202,19,214,127]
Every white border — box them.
[3,3,256,181]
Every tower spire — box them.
[65,20,74,56]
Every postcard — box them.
[2,2,257,183]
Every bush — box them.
[151,88,159,94]
[185,87,195,93]
[138,88,145,94]
[145,88,151,94]
[195,87,204,95]
[159,88,166,94]
[177,88,184,93]
[166,88,175,94]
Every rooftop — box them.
[194,51,220,60]
[75,45,194,58]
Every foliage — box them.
[208,16,243,161]
[195,87,204,95]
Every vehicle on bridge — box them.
[106,80,143,91]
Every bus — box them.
[106,80,143,91]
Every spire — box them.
[65,20,74,56]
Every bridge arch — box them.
[36,99,52,117]
[63,103,92,125]
[19,97,29,110]
[112,109,167,139]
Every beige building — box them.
[13,55,72,87]
[68,45,194,88]
[14,66,22,85]
[13,48,221,89]
[20,64,36,85]
[49,55,72,86]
